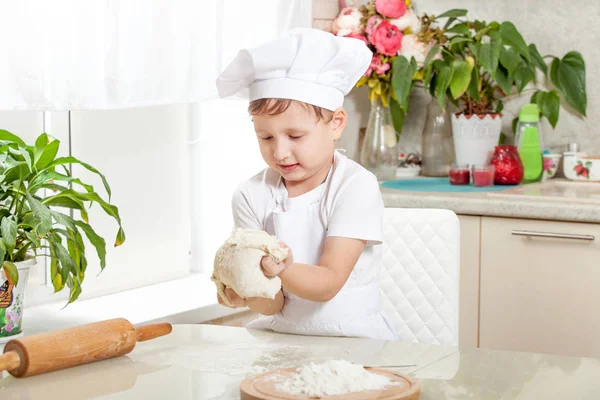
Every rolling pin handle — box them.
[0,351,21,372]
[135,323,173,342]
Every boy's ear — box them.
[331,108,347,140]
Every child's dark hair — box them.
[249,98,334,123]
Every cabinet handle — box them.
[511,230,595,241]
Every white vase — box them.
[0,258,36,343]
[451,114,502,166]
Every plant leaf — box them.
[2,261,19,286]
[115,227,126,247]
[467,67,481,103]
[75,220,107,270]
[50,235,80,278]
[479,31,501,79]
[534,90,561,128]
[446,23,470,35]
[34,133,48,167]
[51,211,77,231]
[26,192,53,237]
[499,47,522,76]
[550,52,587,117]
[391,56,417,110]
[499,21,530,60]
[436,9,468,19]
[528,44,548,75]
[50,257,64,292]
[0,130,26,146]
[390,97,406,136]
[495,66,512,96]
[18,147,33,173]
[449,37,473,47]
[423,44,441,69]
[42,193,90,223]
[0,241,6,263]
[435,65,453,109]
[512,117,519,134]
[1,217,17,255]
[450,60,472,99]
[514,66,536,92]
[467,43,479,59]
[43,157,112,200]
[68,276,82,303]
[35,139,60,171]
[43,189,124,245]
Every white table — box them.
[1,325,599,399]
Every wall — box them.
[313,0,600,160]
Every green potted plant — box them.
[415,9,587,166]
[0,129,125,340]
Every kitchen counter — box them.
[1,325,598,399]
[382,179,600,223]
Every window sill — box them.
[21,273,245,336]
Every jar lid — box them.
[519,103,540,123]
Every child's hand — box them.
[217,287,247,308]
[261,242,294,277]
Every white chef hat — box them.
[215,28,372,111]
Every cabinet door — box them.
[480,217,600,358]
[458,215,481,349]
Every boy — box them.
[215,28,397,340]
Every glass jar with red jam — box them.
[490,145,524,185]
[449,163,470,185]
[472,165,495,187]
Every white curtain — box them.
[0,0,312,111]
[189,0,312,272]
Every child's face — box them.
[253,101,346,185]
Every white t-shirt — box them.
[231,150,396,340]
[231,150,383,287]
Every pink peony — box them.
[365,16,382,41]
[398,34,440,64]
[365,55,391,76]
[370,20,403,56]
[346,32,369,46]
[331,7,363,36]
[375,0,407,19]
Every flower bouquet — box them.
[332,0,443,137]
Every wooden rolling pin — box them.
[0,318,172,378]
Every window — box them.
[0,0,312,313]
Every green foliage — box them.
[0,131,125,304]
[417,9,587,129]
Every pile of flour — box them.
[275,359,394,397]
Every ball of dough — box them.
[212,228,288,306]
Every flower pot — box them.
[451,114,502,167]
[0,258,36,343]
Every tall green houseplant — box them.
[421,9,587,126]
[0,129,125,305]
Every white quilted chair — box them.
[380,207,460,347]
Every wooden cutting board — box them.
[240,367,421,400]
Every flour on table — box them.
[212,228,288,306]
[275,359,395,397]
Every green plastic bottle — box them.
[515,104,543,183]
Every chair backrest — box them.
[380,207,460,346]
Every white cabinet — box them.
[458,215,481,349]
[479,217,600,358]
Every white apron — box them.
[246,162,397,341]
